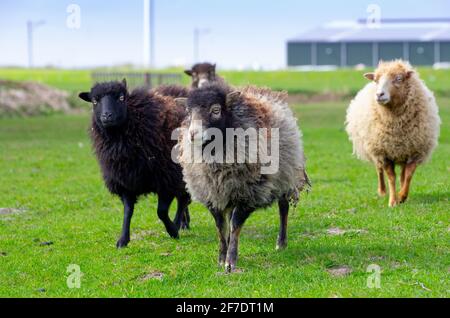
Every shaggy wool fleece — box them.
[178,85,309,211]
[345,61,441,167]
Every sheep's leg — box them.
[174,194,191,230]
[377,166,387,197]
[383,162,398,207]
[182,195,192,229]
[399,162,417,204]
[210,209,230,266]
[116,194,137,248]
[225,206,253,273]
[276,196,289,250]
[157,195,179,239]
[182,206,191,230]
[400,164,406,189]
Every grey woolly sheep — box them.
[176,83,310,272]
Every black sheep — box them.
[79,79,191,248]
[184,63,225,88]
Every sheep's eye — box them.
[119,95,125,102]
[92,99,98,106]
[395,75,403,82]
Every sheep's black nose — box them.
[377,92,385,98]
[101,112,113,121]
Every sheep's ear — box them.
[174,97,188,108]
[406,71,414,79]
[122,78,127,88]
[226,91,241,107]
[364,73,375,81]
[79,92,92,103]
[184,70,193,77]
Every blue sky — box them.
[0,0,448,69]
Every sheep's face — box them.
[176,87,240,144]
[185,63,217,88]
[79,80,128,129]
[364,62,414,107]
[92,93,128,129]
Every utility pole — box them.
[143,0,155,68]
[194,28,210,63]
[150,0,155,68]
[27,20,45,68]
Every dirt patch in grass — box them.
[159,252,172,257]
[327,266,353,277]
[0,80,72,116]
[326,227,368,236]
[141,271,164,282]
[131,230,159,241]
[0,208,27,215]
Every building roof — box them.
[288,18,450,43]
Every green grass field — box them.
[1,67,450,97]
[0,95,448,297]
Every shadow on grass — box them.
[409,192,450,205]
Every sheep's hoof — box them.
[389,199,398,207]
[378,189,387,197]
[224,262,235,273]
[218,255,227,267]
[398,193,408,204]
[399,199,407,204]
[116,237,130,249]
[180,222,190,230]
[276,240,287,251]
[224,264,243,274]
[165,224,180,239]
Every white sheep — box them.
[345,60,441,207]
